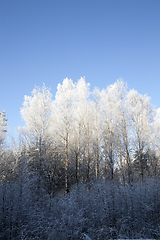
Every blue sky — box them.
[0,0,160,140]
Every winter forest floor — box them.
[0,178,160,239]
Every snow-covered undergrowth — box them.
[0,178,160,239]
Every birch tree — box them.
[100,84,120,180]
[103,80,132,182]
[82,99,95,181]
[51,78,76,193]
[20,84,53,153]
[72,77,90,183]
[149,108,160,176]
[92,87,101,179]
[0,110,7,150]
[127,89,153,179]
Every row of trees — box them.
[1,78,160,191]
[11,78,160,192]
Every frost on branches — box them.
[1,78,160,239]
[0,110,7,149]
[18,78,159,186]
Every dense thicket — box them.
[0,179,160,239]
[1,78,160,239]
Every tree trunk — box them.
[65,134,69,193]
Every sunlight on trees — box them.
[19,84,53,153]
[1,78,160,239]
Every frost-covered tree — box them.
[20,84,53,153]
[100,86,118,180]
[113,80,133,183]
[19,85,53,201]
[127,89,154,179]
[153,108,160,152]
[82,99,95,181]
[51,78,76,193]
[92,87,101,179]
[100,80,130,181]
[72,77,90,183]
[0,110,7,149]
[150,107,160,175]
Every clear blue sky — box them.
[0,0,160,140]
